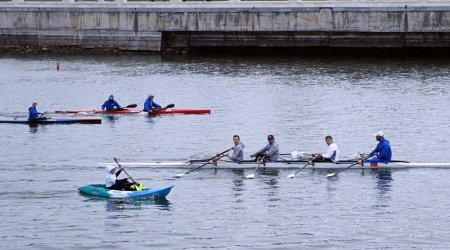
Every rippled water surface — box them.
[0,53,449,249]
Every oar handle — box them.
[176,148,234,177]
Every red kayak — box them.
[55,109,143,114]
[55,108,210,115]
[149,108,211,115]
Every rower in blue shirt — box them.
[143,94,161,111]
[28,102,42,121]
[365,131,392,163]
[101,95,121,110]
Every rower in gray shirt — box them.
[229,135,245,162]
[250,134,279,162]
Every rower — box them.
[28,102,44,121]
[250,134,279,162]
[209,135,245,164]
[364,131,392,163]
[101,95,121,111]
[312,135,340,163]
[143,94,161,111]
[105,165,143,191]
[229,135,245,162]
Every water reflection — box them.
[374,170,393,195]
[81,196,171,211]
[29,125,39,133]
[105,198,171,212]
[231,170,245,196]
[104,115,119,123]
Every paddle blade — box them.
[287,173,296,178]
[165,104,175,109]
[326,173,336,178]
[245,174,255,179]
[174,173,185,178]
[126,104,137,108]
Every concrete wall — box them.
[1,6,450,52]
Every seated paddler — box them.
[105,165,144,191]
[101,95,121,111]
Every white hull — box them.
[99,160,450,169]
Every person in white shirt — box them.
[313,135,340,163]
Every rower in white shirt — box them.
[313,135,340,163]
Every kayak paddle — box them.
[149,104,175,114]
[174,147,233,178]
[125,104,137,108]
[113,104,137,111]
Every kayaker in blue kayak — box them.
[143,94,161,111]
[105,165,143,191]
[28,102,44,121]
[250,135,279,162]
[364,131,392,163]
[101,95,121,111]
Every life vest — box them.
[130,183,144,191]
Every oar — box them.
[113,157,137,184]
[326,161,360,178]
[287,155,320,178]
[245,156,267,179]
[174,147,233,178]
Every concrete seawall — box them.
[1,4,450,53]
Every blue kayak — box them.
[0,118,101,124]
[78,184,174,199]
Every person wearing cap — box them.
[143,94,161,112]
[313,135,340,163]
[101,95,121,111]
[28,102,42,121]
[365,131,392,163]
[250,135,279,162]
[105,165,134,191]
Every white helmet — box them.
[106,165,116,172]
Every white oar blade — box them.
[326,173,336,178]
[246,174,255,179]
[287,173,295,178]
[174,173,185,178]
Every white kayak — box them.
[99,159,450,169]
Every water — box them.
[0,53,449,249]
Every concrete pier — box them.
[1,1,450,53]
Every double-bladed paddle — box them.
[287,155,321,178]
[112,104,138,111]
[245,156,267,179]
[174,147,233,178]
[148,104,175,114]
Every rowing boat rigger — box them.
[99,159,450,169]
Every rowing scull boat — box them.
[99,160,450,169]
